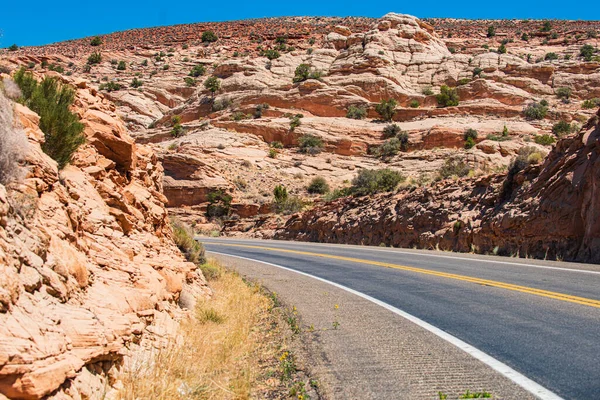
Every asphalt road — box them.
[201,238,600,400]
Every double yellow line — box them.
[211,243,600,309]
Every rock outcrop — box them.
[275,109,600,263]
[0,85,209,399]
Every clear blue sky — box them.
[1,0,598,47]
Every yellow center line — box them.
[210,243,600,309]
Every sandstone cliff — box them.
[275,109,600,263]
[0,81,208,399]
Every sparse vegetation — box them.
[523,102,548,120]
[87,52,102,65]
[202,31,218,43]
[438,157,470,179]
[436,85,459,107]
[346,104,367,120]
[555,87,572,102]
[14,69,85,169]
[545,52,559,61]
[502,146,546,200]
[534,134,556,145]
[170,218,206,265]
[580,44,595,62]
[189,64,206,77]
[206,190,232,218]
[130,77,143,88]
[117,60,126,71]
[409,99,420,108]
[99,81,122,92]
[289,114,302,131]
[582,98,600,109]
[487,25,496,38]
[8,44,19,51]
[170,115,184,138]
[307,176,330,194]
[422,86,433,96]
[254,103,270,118]
[204,76,221,93]
[90,36,102,46]
[464,128,478,149]
[552,120,573,137]
[264,49,281,60]
[298,134,323,154]
[273,185,303,214]
[375,99,397,122]
[351,168,404,196]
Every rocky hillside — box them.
[276,108,600,263]
[1,13,599,254]
[0,76,209,399]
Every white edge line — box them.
[200,238,600,276]
[208,250,565,400]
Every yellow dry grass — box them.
[118,260,275,400]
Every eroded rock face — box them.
[0,89,209,399]
[275,110,600,263]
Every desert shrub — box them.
[436,85,459,107]
[298,134,323,154]
[346,104,367,119]
[438,157,470,179]
[171,115,184,138]
[307,176,330,194]
[372,137,403,159]
[422,86,433,96]
[273,185,288,203]
[99,81,122,92]
[487,25,496,38]
[351,168,404,196]
[268,148,278,158]
[472,67,483,78]
[382,123,402,138]
[523,102,548,120]
[130,78,143,88]
[202,31,218,43]
[324,187,352,202]
[375,99,397,121]
[117,61,126,71]
[534,134,555,145]
[87,52,102,65]
[545,52,559,61]
[409,99,420,108]
[270,141,283,149]
[521,32,529,41]
[293,64,311,83]
[48,64,64,73]
[170,218,206,265]
[141,59,148,66]
[0,90,29,184]
[582,98,600,109]
[206,190,232,218]
[254,103,270,118]
[289,114,302,131]
[189,64,206,77]
[90,36,102,46]
[204,76,221,93]
[162,64,170,70]
[580,44,595,61]
[264,49,280,60]
[458,78,471,86]
[464,128,478,149]
[14,69,85,169]
[502,146,545,199]
[552,120,572,137]
[497,44,507,54]
[555,87,572,102]
[541,21,552,32]
[184,77,196,87]
[8,44,19,51]
[212,97,231,112]
[231,111,250,121]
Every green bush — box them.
[8,44,19,51]
[458,78,471,86]
[270,141,283,149]
[534,134,556,145]
[523,102,548,120]
[14,68,85,169]
[141,59,148,67]
[464,128,478,149]
[298,134,323,154]
[87,52,102,65]
[552,120,572,137]
[436,85,459,107]
[204,76,221,93]
[99,81,122,92]
[497,44,507,54]
[90,36,102,46]
[472,67,483,77]
[324,187,352,202]
[422,86,433,96]
[555,87,572,101]
[307,177,330,194]
[582,98,600,109]
[273,185,288,203]
[170,218,206,265]
[117,61,126,71]
[206,190,232,218]
[254,103,270,118]
[521,33,529,41]
[375,99,397,122]
[383,123,402,138]
[293,64,311,83]
[202,31,218,43]
[264,49,281,60]
[184,77,196,87]
[580,44,595,61]
[487,26,496,38]
[346,104,367,119]
[438,158,470,179]
[189,64,206,77]
[409,99,420,108]
[351,168,404,196]
[545,52,559,61]
[541,21,552,32]
[130,78,143,88]
[372,137,403,159]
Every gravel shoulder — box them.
[211,253,536,400]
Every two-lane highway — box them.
[201,238,600,399]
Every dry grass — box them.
[118,260,285,400]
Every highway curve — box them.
[201,238,600,400]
